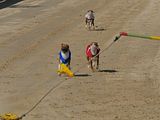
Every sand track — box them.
[0,0,160,120]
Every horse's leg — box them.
[90,60,95,72]
[96,56,99,70]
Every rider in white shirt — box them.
[85,10,95,27]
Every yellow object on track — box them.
[58,64,74,77]
[120,32,160,41]
[150,36,160,40]
[0,113,18,120]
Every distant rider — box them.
[85,10,95,28]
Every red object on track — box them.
[86,45,92,58]
[120,32,128,36]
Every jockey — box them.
[59,44,71,68]
[85,10,95,27]
[86,42,100,70]
[86,42,100,59]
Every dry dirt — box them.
[0,0,160,120]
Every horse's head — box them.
[61,43,69,53]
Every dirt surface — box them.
[0,0,160,120]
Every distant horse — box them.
[86,19,94,30]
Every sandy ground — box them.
[0,0,160,120]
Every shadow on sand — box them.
[74,73,91,77]
[10,4,40,8]
[0,0,23,9]
[98,69,118,73]
[94,28,106,31]
[90,26,106,31]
